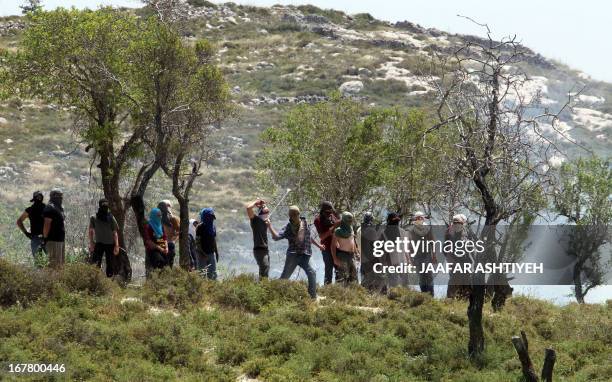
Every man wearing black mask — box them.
[88,198,120,277]
[42,188,66,268]
[246,198,271,280]
[314,201,340,284]
[380,212,410,288]
[16,191,46,264]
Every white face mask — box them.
[259,213,269,221]
[414,219,424,225]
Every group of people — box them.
[129,201,220,279]
[17,191,474,300]
[17,189,66,268]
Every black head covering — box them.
[386,212,401,226]
[319,201,335,226]
[362,212,374,226]
[96,198,111,222]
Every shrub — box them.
[216,338,249,366]
[269,22,303,33]
[387,286,432,307]
[142,315,200,366]
[297,5,346,24]
[367,79,409,97]
[59,263,115,296]
[209,275,310,313]
[209,274,267,313]
[319,282,374,305]
[260,326,299,357]
[143,267,206,310]
[242,356,272,378]
[187,0,216,8]
[0,259,56,307]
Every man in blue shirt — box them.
[266,205,323,299]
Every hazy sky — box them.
[1,0,609,82]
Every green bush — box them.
[216,338,249,366]
[297,5,346,24]
[187,0,216,8]
[387,286,432,307]
[143,316,196,366]
[209,275,310,313]
[367,79,410,96]
[260,326,299,357]
[143,267,206,309]
[59,263,115,296]
[0,259,56,307]
[268,22,303,33]
[319,282,377,305]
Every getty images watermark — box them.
[360,225,611,286]
[372,237,543,275]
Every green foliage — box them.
[59,263,116,296]
[296,5,346,24]
[209,275,310,313]
[553,156,612,301]
[143,267,207,310]
[379,108,446,216]
[0,269,610,380]
[258,94,388,213]
[258,96,451,217]
[0,258,54,307]
[187,0,216,8]
[350,13,387,30]
[555,156,612,225]
[0,259,116,307]
[387,286,432,307]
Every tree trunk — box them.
[511,331,538,382]
[573,262,585,304]
[468,283,485,356]
[177,197,191,270]
[99,146,132,283]
[541,348,556,382]
[488,273,513,312]
[130,194,149,278]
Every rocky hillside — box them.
[0,2,610,270]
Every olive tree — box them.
[2,8,156,279]
[425,20,575,355]
[554,157,611,303]
[258,94,387,215]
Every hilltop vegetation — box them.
[1,259,611,381]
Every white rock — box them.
[339,81,364,95]
[577,94,605,105]
[572,107,612,131]
[548,155,566,168]
[0,117,7,124]
[4,138,13,144]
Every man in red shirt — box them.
[313,201,340,284]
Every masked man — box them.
[42,188,65,268]
[88,199,120,277]
[246,199,271,280]
[267,205,323,298]
[16,191,46,264]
